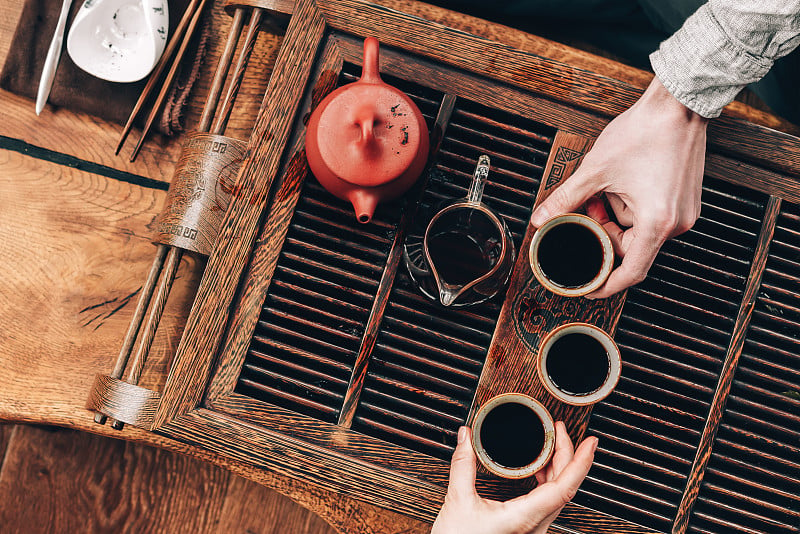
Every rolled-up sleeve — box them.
[650,1,800,118]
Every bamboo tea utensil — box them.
[93,245,167,424]
[115,0,202,154]
[197,9,247,132]
[99,9,262,429]
[128,0,212,162]
[212,9,263,134]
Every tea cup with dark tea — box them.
[529,213,614,297]
[537,322,621,406]
[404,155,515,307]
[471,393,555,479]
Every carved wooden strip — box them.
[153,0,327,427]
[161,407,448,519]
[671,195,782,534]
[163,403,657,532]
[337,94,457,427]
[471,131,620,435]
[86,374,161,427]
[155,133,248,254]
[210,393,452,487]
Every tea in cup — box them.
[471,393,555,479]
[537,323,621,406]
[529,213,613,297]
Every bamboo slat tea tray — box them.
[85,1,800,533]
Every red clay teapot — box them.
[306,37,429,223]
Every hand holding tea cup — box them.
[432,423,598,534]
[529,77,708,299]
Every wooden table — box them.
[0,1,429,531]
[1,1,797,533]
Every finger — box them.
[531,168,598,227]
[518,436,599,515]
[585,198,626,257]
[606,193,634,227]
[587,228,661,299]
[548,422,576,482]
[536,469,548,486]
[585,196,608,223]
[447,426,479,502]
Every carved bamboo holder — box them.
[87,7,263,429]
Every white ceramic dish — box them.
[66,0,168,83]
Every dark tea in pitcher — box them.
[427,208,500,286]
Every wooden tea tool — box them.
[92,8,263,429]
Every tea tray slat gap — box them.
[685,199,800,534]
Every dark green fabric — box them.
[431,0,798,124]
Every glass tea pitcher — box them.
[403,155,516,307]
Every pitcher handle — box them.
[467,155,490,204]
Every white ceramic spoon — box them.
[66,0,168,83]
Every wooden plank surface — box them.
[0,149,428,534]
[471,131,625,442]
[0,425,334,534]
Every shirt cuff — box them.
[649,4,773,118]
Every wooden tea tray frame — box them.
[85,0,800,532]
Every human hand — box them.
[431,422,598,534]
[530,77,708,298]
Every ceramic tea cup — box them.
[529,213,614,297]
[537,323,621,406]
[471,393,555,479]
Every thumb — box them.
[447,426,478,502]
[531,169,598,227]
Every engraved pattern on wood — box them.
[471,131,625,443]
[157,133,247,254]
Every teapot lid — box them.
[311,38,426,188]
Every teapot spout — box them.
[349,189,379,224]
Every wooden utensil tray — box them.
[98,1,800,532]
